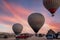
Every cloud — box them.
[0,0,31,33]
[0,16,18,24]
[0,24,13,33]
[0,0,59,33]
[47,22,60,32]
[3,0,31,19]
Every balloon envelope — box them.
[43,0,60,16]
[28,13,45,33]
[12,23,23,35]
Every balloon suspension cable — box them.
[35,33,37,36]
[52,14,54,17]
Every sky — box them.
[0,0,60,34]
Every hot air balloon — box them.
[28,13,45,33]
[43,0,60,16]
[12,23,23,35]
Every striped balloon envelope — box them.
[43,0,60,16]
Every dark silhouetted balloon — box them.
[43,0,60,16]
[12,23,23,35]
[28,13,45,33]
